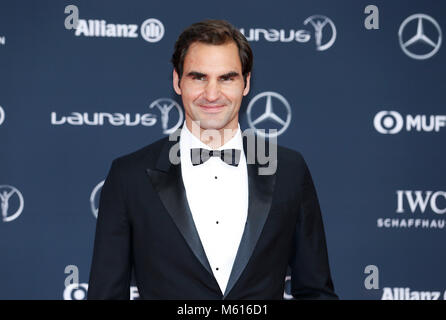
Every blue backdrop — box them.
[0,0,445,300]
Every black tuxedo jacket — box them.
[87,132,338,300]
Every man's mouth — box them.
[198,104,226,113]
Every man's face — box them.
[173,41,250,132]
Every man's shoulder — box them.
[277,144,304,160]
[275,143,306,169]
[246,133,305,166]
[274,144,312,186]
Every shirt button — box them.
[214,176,218,179]
[216,267,219,271]
[216,221,219,224]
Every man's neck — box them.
[186,120,238,149]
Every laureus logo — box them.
[303,15,337,51]
[50,97,183,135]
[240,14,336,51]
[0,185,24,222]
[149,98,184,134]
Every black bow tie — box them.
[190,148,241,167]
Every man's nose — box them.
[203,80,220,102]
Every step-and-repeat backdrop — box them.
[1,0,445,299]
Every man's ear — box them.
[243,72,251,96]
[173,69,182,95]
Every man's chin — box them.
[191,118,227,131]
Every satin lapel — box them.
[145,136,213,277]
[223,134,277,298]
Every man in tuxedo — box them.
[87,20,338,300]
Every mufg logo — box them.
[374,111,446,134]
[63,283,140,300]
[0,185,24,222]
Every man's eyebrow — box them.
[219,71,240,79]
[186,71,206,78]
[185,71,241,79]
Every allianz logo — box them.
[75,19,138,38]
[51,111,156,126]
[382,287,445,300]
[74,18,164,43]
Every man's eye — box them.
[193,76,206,81]
[220,77,234,82]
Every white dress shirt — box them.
[180,122,249,294]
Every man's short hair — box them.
[171,19,253,86]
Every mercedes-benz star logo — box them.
[149,98,184,135]
[304,15,337,51]
[398,14,442,60]
[0,105,5,125]
[0,185,24,222]
[90,181,104,219]
[247,91,292,138]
